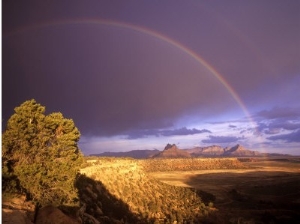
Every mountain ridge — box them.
[151,143,191,158]
[90,144,291,159]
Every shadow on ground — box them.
[184,171,300,223]
[75,174,146,224]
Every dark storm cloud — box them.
[126,129,160,139]
[267,129,300,143]
[2,7,237,136]
[2,1,300,154]
[202,135,243,144]
[160,128,211,137]
[126,127,211,139]
[2,26,229,136]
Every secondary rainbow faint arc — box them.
[5,18,254,126]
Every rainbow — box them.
[5,18,256,128]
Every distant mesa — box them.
[187,145,224,157]
[164,143,176,151]
[151,143,191,158]
[224,144,260,157]
[187,144,262,158]
[152,143,262,158]
[90,143,286,159]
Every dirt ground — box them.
[2,196,35,224]
[149,157,300,223]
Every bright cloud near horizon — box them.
[2,1,300,155]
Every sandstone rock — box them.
[2,196,35,224]
[152,144,191,158]
[2,208,33,224]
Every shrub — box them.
[2,99,84,206]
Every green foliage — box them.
[2,99,84,206]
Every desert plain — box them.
[149,157,300,223]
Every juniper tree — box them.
[2,99,84,206]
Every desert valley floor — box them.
[149,158,300,223]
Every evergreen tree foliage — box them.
[2,99,84,206]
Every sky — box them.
[2,1,300,155]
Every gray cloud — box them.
[258,120,300,136]
[264,128,281,135]
[127,127,211,139]
[256,107,300,120]
[268,121,300,132]
[267,129,300,143]
[253,107,300,136]
[160,128,211,136]
[202,135,243,144]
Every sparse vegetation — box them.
[140,157,247,172]
[81,158,213,223]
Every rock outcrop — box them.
[152,144,191,158]
[187,144,261,157]
[2,196,35,224]
[224,144,260,157]
[199,145,224,156]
